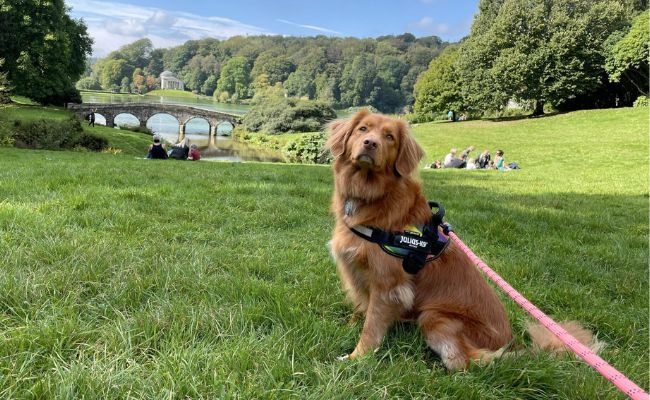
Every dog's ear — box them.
[394,120,425,176]
[326,110,370,158]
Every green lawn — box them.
[0,107,647,398]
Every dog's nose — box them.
[363,138,378,150]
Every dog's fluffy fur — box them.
[326,110,600,369]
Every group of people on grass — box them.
[147,136,201,161]
[427,147,519,171]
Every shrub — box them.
[11,117,107,151]
[283,132,331,164]
[243,94,336,134]
[77,132,109,151]
[0,119,14,146]
[633,96,649,107]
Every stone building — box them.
[160,70,184,91]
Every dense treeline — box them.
[78,34,447,113]
[2,0,646,119]
[414,0,649,119]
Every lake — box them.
[81,92,283,162]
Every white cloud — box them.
[67,0,273,56]
[409,16,453,37]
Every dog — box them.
[325,109,600,370]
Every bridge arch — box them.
[67,103,242,143]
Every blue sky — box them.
[67,0,480,56]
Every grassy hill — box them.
[0,106,647,398]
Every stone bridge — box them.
[67,102,242,143]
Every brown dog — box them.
[326,110,598,369]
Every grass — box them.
[0,106,647,399]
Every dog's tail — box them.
[526,320,605,355]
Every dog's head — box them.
[326,109,424,177]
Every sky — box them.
[66,0,481,57]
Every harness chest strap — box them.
[346,201,452,274]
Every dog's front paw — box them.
[337,354,351,361]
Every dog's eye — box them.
[358,126,368,132]
[386,133,394,141]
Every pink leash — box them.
[449,231,649,400]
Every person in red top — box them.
[188,144,201,161]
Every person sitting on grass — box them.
[188,144,201,161]
[169,137,190,160]
[147,136,168,159]
[494,149,510,171]
[477,150,491,169]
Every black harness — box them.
[347,201,452,274]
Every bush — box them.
[11,117,107,151]
[633,96,649,107]
[77,132,109,151]
[0,119,14,146]
[243,96,336,134]
[283,132,331,164]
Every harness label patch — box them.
[397,235,429,249]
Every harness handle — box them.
[426,201,452,235]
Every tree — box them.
[97,59,133,90]
[605,10,649,97]
[147,48,166,77]
[414,45,464,120]
[0,0,93,104]
[201,75,218,96]
[117,38,153,70]
[284,69,315,99]
[457,0,629,115]
[187,54,219,93]
[75,76,101,91]
[339,54,377,107]
[216,56,251,100]
[251,50,295,85]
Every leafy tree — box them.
[458,0,629,115]
[163,41,199,73]
[251,50,295,85]
[314,69,340,106]
[132,68,146,93]
[284,69,315,99]
[117,38,153,70]
[0,0,92,104]
[216,56,251,100]
[75,76,101,91]
[339,54,377,107]
[201,75,218,96]
[97,59,133,90]
[145,75,158,91]
[120,76,130,93]
[147,48,166,77]
[605,10,649,97]
[182,54,213,92]
[414,45,464,120]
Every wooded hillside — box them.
[79,34,447,113]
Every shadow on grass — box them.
[482,110,564,122]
